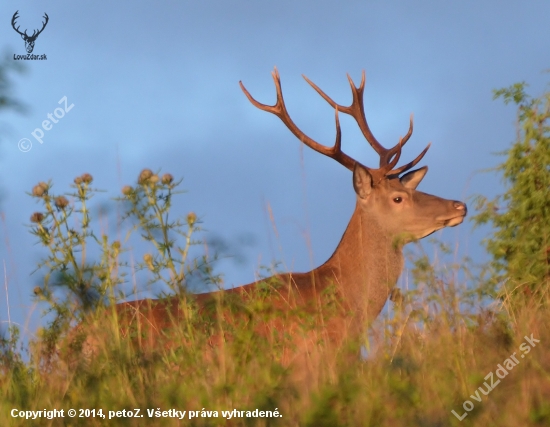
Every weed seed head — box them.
[138,169,153,184]
[54,196,69,210]
[81,173,93,184]
[122,185,133,196]
[30,212,44,223]
[187,212,197,226]
[32,182,48,197]
[162,173,174,184]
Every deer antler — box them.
[303,71,430,175]
[239,68,356,171]
[33,13,49,38]
[239,67,430,181]
[11,11,49,39]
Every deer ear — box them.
[353,163,373,199]
[400,166,428,189]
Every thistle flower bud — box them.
[30,212,44,223]
[32,182,48,197]
[187,212,197,226]
[161,173,174,184]
[54,196,69,209]
[138,169,153,184]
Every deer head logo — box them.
[11,11,49,54]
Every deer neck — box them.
[317,202,404,321]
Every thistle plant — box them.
[29,174,125,354]
[28,169,217,357]
[119,168,220,295]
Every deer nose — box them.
[453,201,467,215]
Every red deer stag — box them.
[80,68,467,360]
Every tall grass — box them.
[1,170,549,426]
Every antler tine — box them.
[239,67,356,171]
[402,114,414,146]
[333,108,343,155]
[384,115,414,167]
[388,138,403,170]
[389,143,431,176]
[303,71,391,158]
[379,137,403,177]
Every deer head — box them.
[12,11,49,54]
[240,68,466,243]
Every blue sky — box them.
[1,1,549,339]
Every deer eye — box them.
[393,197,403,204]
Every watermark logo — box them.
[11,10,48,60]
[451,334,540,421]
[18,96,75,152]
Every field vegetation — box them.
[1,79,549,426]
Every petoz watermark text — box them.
[18,96,74,152]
